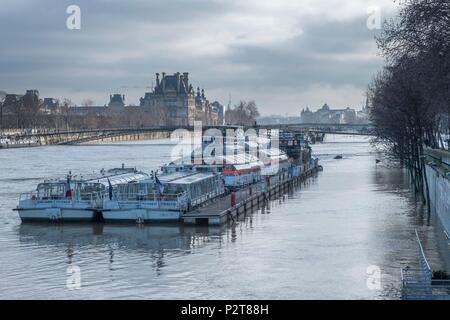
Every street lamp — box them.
[0,99,3,137]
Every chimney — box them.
[162,72,166,92]
[122,94,125,102]
[156,73,160,87]
[176,72,181,93]
[183,72,189,86]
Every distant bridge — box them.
[7,122,374,145]
[256,122,375,136]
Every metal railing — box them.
[425,148,450,170]
[190,188,225,207]
[401,230,450,300]
[111,191,188,202]
[19,190,102,206]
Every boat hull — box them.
[0,142,39,149]
[102,208,182,223]
[17,207,97,222]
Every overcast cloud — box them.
[0,0,398,114]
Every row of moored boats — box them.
[16,135,318,223]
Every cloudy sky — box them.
[0,0,398,115]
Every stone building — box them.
[3,90,41,114]
[43,98,59,113]
[210,101,224,126]
[108,94,125,111]
[69,94,125,116]
[300,103,359,124]
[139,72,223,126]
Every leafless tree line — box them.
[0,97,181,132]
[225,100,260,126]
[368,0,450,206]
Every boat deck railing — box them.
[112,191,188,203]
[190,189,225,207]
[111,189,224,208]
[19,190,103,204]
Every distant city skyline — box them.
[0,0,398,115]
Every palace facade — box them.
[139,72,223,126]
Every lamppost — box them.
[0,99,3,137]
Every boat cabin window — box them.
[78,183,105,200]
[115,183,187,201]
[37,183,66,199]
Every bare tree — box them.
[377,0,450,147]
[225,100,260,126]
[60,98,74,131]
[22,91,43,129]
[82,99,95,107]
[369,0,450,209]
[0,96,4,134]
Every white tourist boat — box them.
[16,166,148,222]
[0,137,39,149]
[102,170,225,223]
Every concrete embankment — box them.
[425,149,450,234]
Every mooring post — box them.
[230,191,236,207]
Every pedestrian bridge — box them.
[8,123,375,145]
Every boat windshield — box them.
[35,182,105,200]
[77,183,106,200]
[169,173,223,203]
[36,183,66,200]
[115,183,186,201]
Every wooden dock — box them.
[181,167,318,225]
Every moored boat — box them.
[0,137,39,149]
[102,170,224,223]
[16,165,148,222]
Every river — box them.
[0,135,447,299]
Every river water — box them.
[0,135,447,299]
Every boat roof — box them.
[229,162,262,171]
[87,172,149,187]
[40,167,148,186]
[169,172,217,185]
[259,148,288,158]
[139,171,196,184]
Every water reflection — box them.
[1,136,448,299]
[19,223,224,254]
[17,223,232,286]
